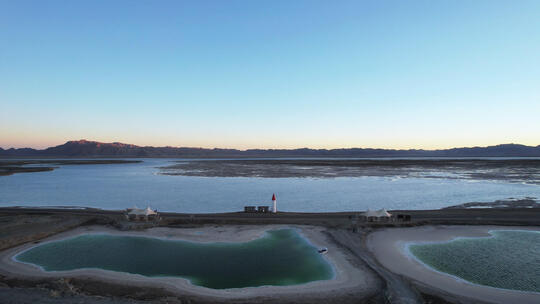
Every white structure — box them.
[272,193,277,213]
[376,209,392,217]
[362,209,392,222]
[125,206,159,221]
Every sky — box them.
[1,0,539,150]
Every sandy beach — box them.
[367,225,540,304]
[0,224,379,302]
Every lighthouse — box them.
[272,193,277,213]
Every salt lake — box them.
[1,159,540,212]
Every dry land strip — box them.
[0,207,538,304]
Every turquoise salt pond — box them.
[15,229,333,289]
[409,230,540,293]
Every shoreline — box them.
[0,225,376,300]
[367,225,540,304]
[157,158,540,185]
[0,159,141,176]
[1,206,539,303]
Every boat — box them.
[318,247,328,254]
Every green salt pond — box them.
[16,229,333,289]
[409,230,540,293]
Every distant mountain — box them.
[1,140,540,158]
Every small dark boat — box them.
[318,247,328,254]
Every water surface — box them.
[1,159,540,212]
[409,230,540,293]
[16,229,333,289]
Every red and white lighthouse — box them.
[272,193,277,213]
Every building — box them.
[244,193,278,214]
[244,206,257,213]
[258,206,269,213]
[396,214,412,221]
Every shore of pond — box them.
[0,224,381,304]
[367,225,540,304]
[0,207,539,303]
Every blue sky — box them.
[1,0,539,149]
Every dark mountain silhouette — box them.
[1,140,540,158]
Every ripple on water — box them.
[409,230,540,293]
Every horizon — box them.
[2,1,539,150]
[1,138,538,151]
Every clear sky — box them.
[1,0,539,150]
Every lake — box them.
[1,159,540,212]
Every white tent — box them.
[144,207,157,216]
[376,209,392,217]
[362,209,392,221]
[363,210,380,217]
[126,206,158,221]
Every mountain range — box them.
[1,140,540,158]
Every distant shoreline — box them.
[158,158,540,185]
[3,158,540,187]
[0,159,141,176]
[2,140,540,158]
